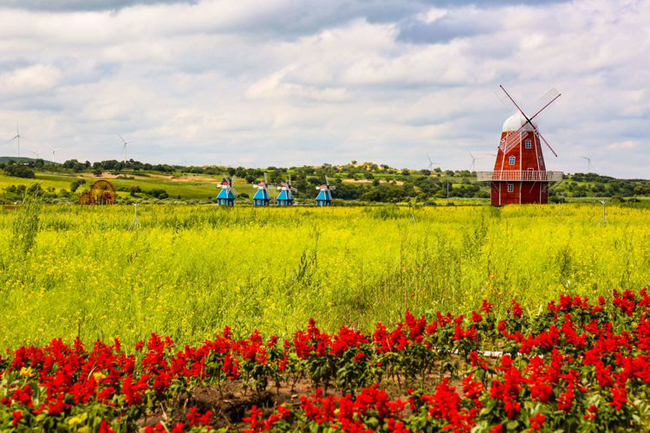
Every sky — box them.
[0,0,648,178]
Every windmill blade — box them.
[499,85,531,120]
[231,175,236,185]
[118,134,127,144]
[264,172,268,185]
[535,130,558,157]
[288,174,292,185]
[525,94,561,127]
[329,185,337,191]
[501,85,561,127]
[291,187,298,193]
[530,88,561,119]
[495,88,515,110]
[325,175,329,186]
[232,187,239,196]
[500,129,529,154]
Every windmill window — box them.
[507,183,514,193]
[525,139,532,149]
[509,156,516,166]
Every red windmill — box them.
[477,85,564,206]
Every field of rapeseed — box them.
[1,203,649,351]
[2,202,650,431]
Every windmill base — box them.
[490,181,549,206]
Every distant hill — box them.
[1,157,649,204]
[0,156,54,164]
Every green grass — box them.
[0,171,258,201]
[0,203,649,350]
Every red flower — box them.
[611,387,627,411]
[511,300,523,318]
[480,299,495,314]
[557,387,575,413]
[99,420,115,433]
[529,413,545,431]
[12,410,22,426]
[222,353,240,379]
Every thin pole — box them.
[129,203,141,230]
[446,179,449,204]
[599,199,608,225]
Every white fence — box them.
[476,171,563,182]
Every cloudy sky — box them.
[0,0,648,177]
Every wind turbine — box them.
[28,149,41,159]
[426,154,440,171]
[7,124,22,157]
[468,151,483,171]
[581,156,591,174]
[48,144,61,163]
[118,134,135,162]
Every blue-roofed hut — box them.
[253,183,271,206]
[277,175,297,206]
[217,176,237,206]
[277,187,294,206]
[315,187,332,207]
[315,176,336,207]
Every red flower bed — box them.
[2,289,650,431]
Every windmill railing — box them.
[476,170,563,182]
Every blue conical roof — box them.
[217,188,235,200]
[316,190,331,201]
[253,188,270,200]
[277,189,291,200]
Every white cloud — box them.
[609,140,639,150]
[416,8,447,25]
[0,0,649,176]
[0,64,62,95]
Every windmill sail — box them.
[499,130,529,154]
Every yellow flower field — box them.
[0,203,648,349]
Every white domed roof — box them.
[502,112,537,132]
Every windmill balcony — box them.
[476,170,563,182]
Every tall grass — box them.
[0,203,648,349]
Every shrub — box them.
[4,164,35,179]
[147,188,168,199]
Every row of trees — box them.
[2,158,650,203]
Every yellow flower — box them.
[19,367,34,378]
[68,415,84,427]
[93,371,107,382]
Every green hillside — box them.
[0,157,649,205]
